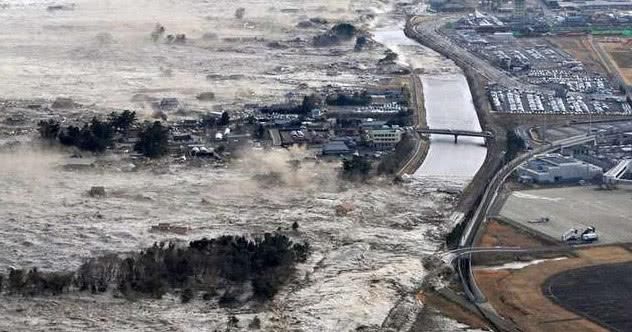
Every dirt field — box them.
[548,36,632,86]
[475,245,632,332]
[600,41,632,86]
[415,290,489,330]
[476,218,552,248]
[547,37,608,75]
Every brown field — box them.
[476,218,552,248]
[547,37,608,75]
[548,36,632,86]
[600,41,632,85]
[475,245,632,332]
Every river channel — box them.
[372,24,487,183]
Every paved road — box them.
[397,74,427,176]
[407,16,550,95]
[408,16,527,89]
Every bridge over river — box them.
[417,128,495,143]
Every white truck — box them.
[561,226,598,243]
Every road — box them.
[407,16,526,89]
[397,74,429,176]
[406,15,550,95]
[448,133,597,331]
[269,128,281,146]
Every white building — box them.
[367,126,403,150]
[517,153,602,184]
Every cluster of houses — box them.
[133,86,411,161]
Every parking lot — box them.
[447,24,632,115]
[542,121,632,141]
[488,86,631,114]
[499,186,632,244]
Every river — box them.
[372,24,487,184]
[413,74,487,180]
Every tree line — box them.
[37,111,170,158]
[325,91,372,107]
[258,94,321,115]
[1,233,309,305]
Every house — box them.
[322,141,352,155]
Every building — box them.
[517,153,603,183]
[360,119,388,130]
[322,141,352,156]
[513,0,527,26]
[367,126,403,150]
[557,0,632,12]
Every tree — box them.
[377,133,415,175]
[227,315,240,329]
[7,268,25,294]
[108,110,137,133]
[235,7,245,19]
[254,124,265,139]
[201,114,217,128]
[342,155,372,180]
[135,121,170,158]
[505,130,525,163]
[400,85,412,107]
[84,117,114,152]
[292,221,299,231]
[300,94,321,114]
[70,118,114,153]
[354,36,368,51]
[37,119,61,140]
[59,125,81,146]
[326,91,371,106]
[218,111,230,126]
[181,287,194,303]
[248,316,261,330]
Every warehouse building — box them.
[517,153,603,183]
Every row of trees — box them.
[37,111,170,158]
[2,234,309,305]
[325,91,372,106]
[38,110,137,152]
[259,94,321,115]
[39,117,114,153]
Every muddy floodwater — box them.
[0,0,388,113]
[0,0,483,330]
[0,148,466,331]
